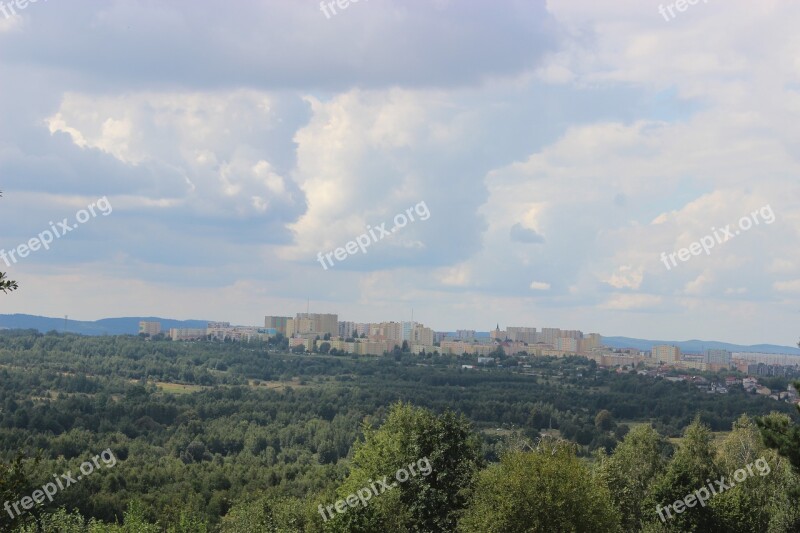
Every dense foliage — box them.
[0,331,797,531]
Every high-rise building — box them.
[139,321,161,336]
[265,316,291,335]
[289,313,338,337]
[370,321,403,343]
[456,329,477,341]
[556,337,579,352]
[355,323,371,337]
[411,324,435,347]
[539,328,561,346]
[401,321,416,342]
[339,321,357,338]
[579,333,602,352]
[506,327,537,344]
[705,349,732,366]
[652,345,681,363]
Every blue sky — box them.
[1,0,798,346]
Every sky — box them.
[0,0,798,346]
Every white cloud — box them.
[602,294,662,311]
[773,279,800,293]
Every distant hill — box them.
[602,336,800,356]
[0,314,209,336]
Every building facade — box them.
[265,316,291,335]
[652,344,681,363]
[139,321,162,336]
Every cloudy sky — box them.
[1,0,798,346]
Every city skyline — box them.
[1,1,799,347]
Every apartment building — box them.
[169,328,207,341]
[369,321,403,344]
[288,313,338,337]
[440,340,496,356]
[265,316,291,335]
[579,333,602,353]
[456,329,477,341]
[506,327,537,344]
[652,344,681,363]
[556,337,579,352]
[138,321,161,336]
[705,349,732,367]
[338,321,357,338]
[410,324,435,347]
[539,328,561,346]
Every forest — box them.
[0,330,798,532]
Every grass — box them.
[154,382,207,394]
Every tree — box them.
[0,272,17,294]
[220,495,308,533]
[325,403,483,533]
[711,415,800,532]
[459,439,621,532]
[595,409,616,432]
[758,386,800,473]
[489,346,505,358]
[596,424,668,531]
[318,342,331,355]
[0,454,37,531]
[0,192,18,294]
[645,417,720,531]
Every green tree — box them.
[0,193,18,294]
[645,417,720,532]
[325,403,483,533]
[0,271,17,293]
[0,454,37,531]
[712,415,800,532]
[596,424,669,531]
[595,409,616,432]
[459,439,621,532]
[220,495,307,533]
[757,387,800,473]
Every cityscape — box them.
[2,1,800,531]
[138,312,800,404]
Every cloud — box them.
[604,265,643,290]
[510,223,545,243]
[773,279,800,293]
[602,294,663,311]
[530,281,551,290]
[0,0,557,91]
